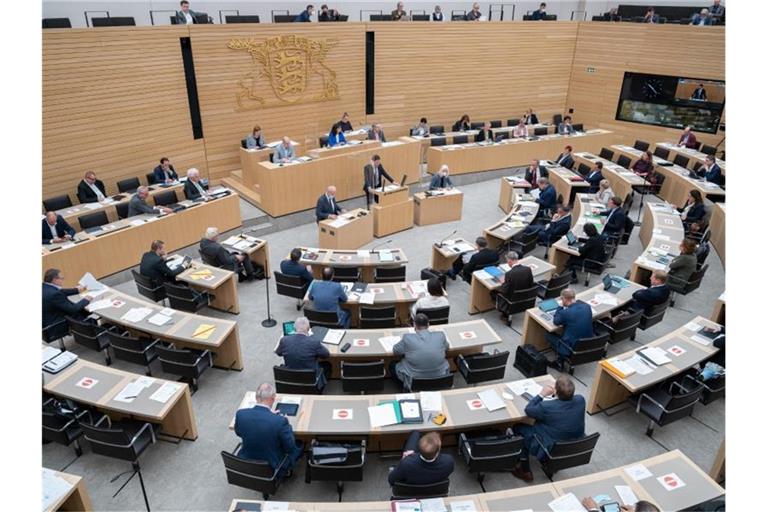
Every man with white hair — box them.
[429,165,453,190]
[199,226,256,281]
[275,316,331,390]
[184,168,210,200]
[690,8,712,25]
[234,382,304,475]
[275,136,296,163]
[128,186,173,217]
[315,185,344,222]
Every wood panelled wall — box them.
[43,26,208,200]
[566,23,725,148]
[42,22,725,200]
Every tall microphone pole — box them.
[261,274,277,328]
[436,229,458,248]
[635,167,649,226]
[370,239,392,252]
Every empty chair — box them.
[653,146,670,160]
[495,286,538,325]
[374,266,406,283]
[681,373,725,405]
[555,332,609,377]
[359,305,397,329]
[131,269,166,303]
[534,127,548,136]
[409,373,454,392]
[411,14,430,21]
[105,329,160,376]
[91,16,136,26]
[633,381,704,437]
[145,172,159,186]
[458,430,523,491]
[616,154,632,169]
[341,360,386,394]
[452,134,469,144]
[78,210,109,231]
[162,282,210,312]
[508,230,539,257]
[701,144,717,155]
[633,140,650,152]
[577,163,591,176]
[225,15,261,23]
[595,309,642,343]
[507,118,520,127]
[535,432,600,480]
[305,440,366,501]
[391,480,450,500]
[42,398,92,464]
[319,135,330,148]
[673,154,690,168]
[274,365,323,394]
[431,137,447,147]
[304,305,342,328]
[273,14,295,22]
[152,189,178,207]
[599,148,614,161]
[416,305,450,325]
[575,252,610,287]
[457,350,509,384]
[490,120,502,128]
[470,122,484,130]
[43,17,72,28]
[67,317,112,364]
[536,272,571,299]
[331,267,361,282]
[222,449,289,500]
[117,177,141,193]
[667,264,708,307]
[156,345,212,392]
[572,123,584,132]
[274,271,311,310]
[43,195,72,212]
[429,125,445,134]
[115,202,130,220]
[552,113,563,126]
[43,319,69,350]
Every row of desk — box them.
[629,202,686,286]
[655,141,726,174]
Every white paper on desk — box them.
[498,263,511,272]
[624,463,653,481]
[450,500,477,512]
[42,346,61,364]
[223,236,240,246]
[394,502,421,512]
[148,313,172,326]
[358,291,375,305]
[42,468,74,511]
[421,498,448,512]
[129,219,145,227]
[639,258,666,270]
[625,354,654,375]
[477,389,505,412]
[323,329,345,345]
[594,293,619,306]
[135,376,156,389]
[368,403,399,427]
[684,321,702,331]
[327,218,349,228]
[233,240,252,251]
[121,307,153,323]
[149,382,181,403]
[83,203,102,210]
[379,335,401,352]
[454,243,476,253]
[87,299,113,312]
[691,334,713,346]
[79,272,106,293]
[506,379,543,396]
[262,502,290,511]
[420,391,443,412]
[640,347,671,365]
[608,358,636,377]
[616,485,638,506]
[356,250,369,257]
[396,393,416,401]
[113,381,146,403]
[378,249,394,262]
[548,493,587,512]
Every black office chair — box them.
[495,286,538,325]
[42,398,92,469]
[489,120,502,128]
[105,329,160,376]
[633,140,650,152]
[595,309,642,344]
[341,360,386,394]
[145,172,159,186]
[43,319,70,350]
[700,144,717,155]
[332,267,361,282]
[304,305,342,328]
[117,177,141,193]
[305,440,366,501]
[162,282,211,312]
[222,448,290,500]
[458,430,523,492]
[274,366,323,394]
[616,155,632,169]
[544,14,558,20]
[599,148,615,161]
[153,189,178,207]
[577,163,591,176]
[694,242,711,267]
[555,332,609,380]
[80,416,155,511]
[156,345,212,392]
[653,147,670,160]
[131,270,166,303]
[78,211,109,231]
[429,125,445,134]
[507,118,520,127]
[43,17,72,28]
[507,230,539,257]
[374,266,406,283]
[274,271,311,310]
[637,299,670,331]
[692,161,703,173]
[681,373,725,405]
[431,137,447,147]
[92,16,136,26]
[667,264,709,307]
[319,135,330,148]
[534,127,548,136]
[577,253,611,287]
[537,272,571,299]
[273,14,295,22]
[673,154,690,168]
[226,15,261,23]
[633,381,704,438]
[470,122,484,130]
[452,134,469,144]
[43,195,73,212]
[415,305,450,325]
[114,202,130,220]
[553,114,563,127]
[391,480,450,500]
[457,350,509,384]
[535,432,600,480]
[359,305,397,328]
[408,373,454,392]
[67,317,113,365]
[197,248,221,268]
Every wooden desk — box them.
[548,194,607,274]
[469,256,555,314]
[709,203,725,265]
[176,261,239,314]
[572,151,646,202]
[587,316,722,415]
[239,141,303,187]
[483,194,540,250]
[427,129,615,176]
[412,123,555,150]
[498,176,531,213]
[413,189,463,226]
[522,279,645,351]
[221,233,271,274]
[297,247,407,283]
[372,186,414,237]
[544,162,591,205]
[43,468,93,512]
[318,208,374,249]
[710,293,725,325]
[430,238,476,272]
[629,203,685,285]
[44,358,198,440]
[77,286,243,370]
[655,142,726,174]
[42,193,242,287]
[307,139,379,158]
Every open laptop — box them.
[602,273,621,293]
[565,231,585,251]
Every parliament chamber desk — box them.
[43,358,198,440]
[542,161,591,205]
[298,247,408,282]
[483,194,540,250]
[229,450,723,511]
[709,203,725,265]
[426,129,615,176]
[655,142,727,174]
[587,316,722,415]
[469,256,555,314]
[238,138,303,164]
[430,238,477,272]
[573,151,646,202]
[710,293,725,325]
[175,261,240,314]
[239,137,421,217]
[522,279,645,351]
[52,182,186,226]
[548,193,607,274]
[307,139,377,158]
[301,319,500,378]
[610,145,725,206]
[221,232,272,274]
[629,203,685,285]
[74,286,243,370]
[42,192,242,287]
[371,186,414,237]
[318,208,374,249]
[498,175,531,213]
[413,188,463,226]
[231,374,554,450]
[43,469,93,512]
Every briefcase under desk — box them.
[413,190,463,226]
[371,187,414,237]
[318,208,374,249]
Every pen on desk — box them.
[194,326,216,338]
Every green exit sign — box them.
[586,67,597,73]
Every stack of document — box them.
[149,382,181,403]
[323,329,345,345]
[113,376,156,403]
[477,389,505,411]
[121,307,153,323]
[223,236,241,245]
[368,403,399,427]
[625,354,654,375]
[639,347,671,365]
[420,391,442,412]
[506,379,543,396]
[379,335,400,352]
[327,218,349,228]
[358,291,375,305]
[378,250,394,262]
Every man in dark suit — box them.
[275,317,331,390]
[42,268,91,334]
[690,8,712,25]
[546,288,594,371]
[524,159,549,185]
[388,432,454,486]
[315,186,344,222]
[42,212,75,244]
[280,248,314,284]
[475,121,495,143]
[308,267,350,327]
[512,376,585,482]
[600,196,626,239]
[139,240,188,283]
[367,123,387,142]
[690,83,708,100]
[585,162,604,192]
[363,154,395,206]
[629,271,670,312]
[698,155,722,184]
[294,4,315,21]
[531,205,571,246]
[534,177,557,217]
[678,126,698,149]
[557,116,575,135]
[234,382,304,476]
[566,223,606,281]
[496,251,534,301]
[555,145,574,169]
[128,186,172,217]
[153,157,179,184]
[446,237,499,282]
[319,5,340,21]
[200,226,256,281]
[175,0,203,24]
[531,2,547,20]
[709,0,724,22]
[77,171,107,203]
[183,168,209,201]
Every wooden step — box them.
[221,177,262,207]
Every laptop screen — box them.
[602,274,613,290]
[566,231,577,244]
[282,321,296,336]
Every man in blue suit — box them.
[585,162,604,192]
[275,317,331,390]
[690,8,712,25]
[153,157,179,184]
[42,268,91,337]
[315,186,344,223]
[234,383,304,476]
[429,165,454,190]
[281,248,314,284]
[629,271,670,312]
[388,432,454,486]
[547,288,594,371]
[533,205,571,246]
[308,267,350,328]
[600,196,626,239]
[42,212,76,244]
[294,4,314,22]
[698,155,722,184]
[535,177,557,216]
[512,376,585,482]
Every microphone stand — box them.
[437,229,458,248]
[370,239,392,253]
[261,275,277,327]
[635,168,649,226]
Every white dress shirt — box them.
[88,182,106,201]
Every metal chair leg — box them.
[136,465,151,512]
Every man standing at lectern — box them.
[363,154,395,207]
[315,185,345,223]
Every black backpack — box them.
[513,345,548,377]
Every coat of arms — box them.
[227,35,340,111]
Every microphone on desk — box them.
[436,229,458,248]
[370,239,392,252]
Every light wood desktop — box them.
[587,316,722,415]
[307,139,378,158]
[710,293,725,325]
[239,141,303,185]
[44,469,94,512]
[498,176,531,213]
[548,193,607,275]
[371,186,414,237]
[430,238,476,272]
[413,188,463,226]
[42,193,242,287]
[483,193,540,250]
[572,151,646,202]
[629,203,685,285]
[176,261,239,314]
[469,256,555,314]
[297,247,407,283]
[318,208,374,249]
[709,203,725,265]
[44,358,198,440]
[655,142,726,174]
[220,233,271,275]
[543,161,591,206]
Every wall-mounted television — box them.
[615,72,725,134]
